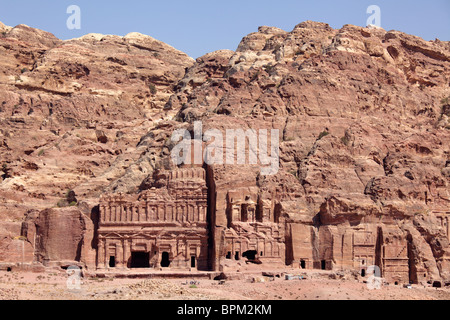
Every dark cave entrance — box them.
[274,203,282,223]
[109,256,116,268]
[130,252,150,268]
[300,260,306,269]
[161,252,171,268]
[243,250,257,261]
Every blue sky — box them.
[0,0,449,58]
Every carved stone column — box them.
[104,239,110,268]
[167,205,172,222]
[116,241,124,268]
[186,205,190,222]
[146,203,151,221]
[197,205,202,222]
[131,206,136,222]
[156,206,161,221]
[203,205,207,222]
[156,252,161,269]
[112,206,117,222]
[123,239,130,269]
[124,205,129,222]
[100,206,105,223]
[97,238,105,269]
[121,206,125,222]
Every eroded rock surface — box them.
[0,21,449,285]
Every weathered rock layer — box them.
[0,21,449,285]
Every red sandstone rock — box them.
[0,21,448,286]
[32,208,95,268]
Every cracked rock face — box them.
[0,21,449,284]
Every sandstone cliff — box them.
[0,21,449,284]
[106,21,450,283]
[0,23,193,215]
[0,22,193,269]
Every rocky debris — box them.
[214,273,228,281]
[2,270,450,300]
[95,130,108,144]
[0,288,19,300]
[262,271,283,278]
[246,258,263,265]
[127,279,209,299]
